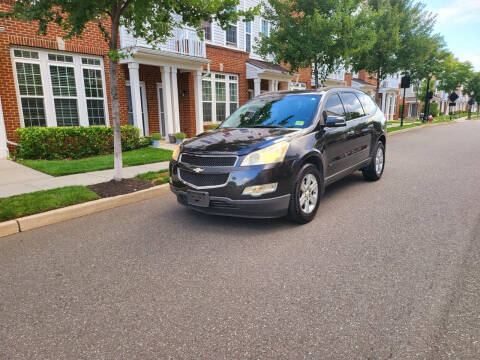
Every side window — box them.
[339,92,365,120]
[357,93,377,115]
[323,94,346,117]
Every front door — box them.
[126,82,149,136]
[321,93,352,177]
[157,83,167,137]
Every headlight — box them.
[241,141,289,166]
[172,145,181,161]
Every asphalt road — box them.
[1,120,480,359]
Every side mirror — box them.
[325,115,347,127]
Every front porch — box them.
[120,26,208,138]
[246,59,292,98]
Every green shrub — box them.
[205,123,219,130]
[174,132,186,139]
[150,133,162,140]
[139,136,152,147]
[16,126,145,160]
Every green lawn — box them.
[136,169,170,185]
[18,147,172,176]
[0,186,99,222]
[387,123,424,132]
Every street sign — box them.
[448,92,459,102]
[400,76,411,89]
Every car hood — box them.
[181,127,301,155]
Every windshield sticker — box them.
[295,120,304,126]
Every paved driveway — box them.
[1,121,480,359]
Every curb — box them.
[0,183,170,238]
[388,118,463,136]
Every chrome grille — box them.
[180,153,237,167]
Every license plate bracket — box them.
[187,190,210,207]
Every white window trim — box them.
[202,71,239,124]
[11,47,109,128]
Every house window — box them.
[201,21,212,41]
[261,19,269,36]
[201,72,239,123]
[12,48,107,128]
[15,61,46,127]
[202,80,212,122]
[83,69,106,125]
[245,21,252,53]
[50,65,79,126]
[226,25,237,46]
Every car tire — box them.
[362,141,385,181]
[287,163,323,224]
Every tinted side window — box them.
[339,93,365,120]
[357,93,377,115]
[323,94,345,117]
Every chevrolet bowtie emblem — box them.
[193,167,204,173]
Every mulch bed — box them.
[87,178,153,198]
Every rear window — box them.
[219,94,322,129]
[339,93,365,120]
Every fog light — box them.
[242,183,277,197]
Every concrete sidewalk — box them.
[0,160,169,198]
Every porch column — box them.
[381,92,387,113]
[170,67,181,133]
[287,81,292,91]
[391,95,396,120]
[193,70,204,135]
[268,80,274,92]
[128,62,144,136]
[253,78,261,97]
[384,93,390,117]
[0,97,8,159]
[161,66,174,135]
[274,80,279,91]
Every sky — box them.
[425,0,480,71]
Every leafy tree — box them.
[437,54,473,94]
[256,0,375,88]
[350,0,436,103]
[465,72,480,118]
[2,0,256,180]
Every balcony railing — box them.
[120,26,206,58]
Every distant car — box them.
[169,87,386,223]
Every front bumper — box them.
[171,187,290,218]
[169,158,294,218]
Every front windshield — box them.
[219,94,322,129]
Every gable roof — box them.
[246,59,289,74]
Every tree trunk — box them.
[110,56,122,181]
[375,70,381,107]
[109,11,122,181]
[314,61,319,89]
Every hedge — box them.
[16,126,146,160]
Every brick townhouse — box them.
[0,0,315,159]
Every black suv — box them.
[169,87,386,223]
